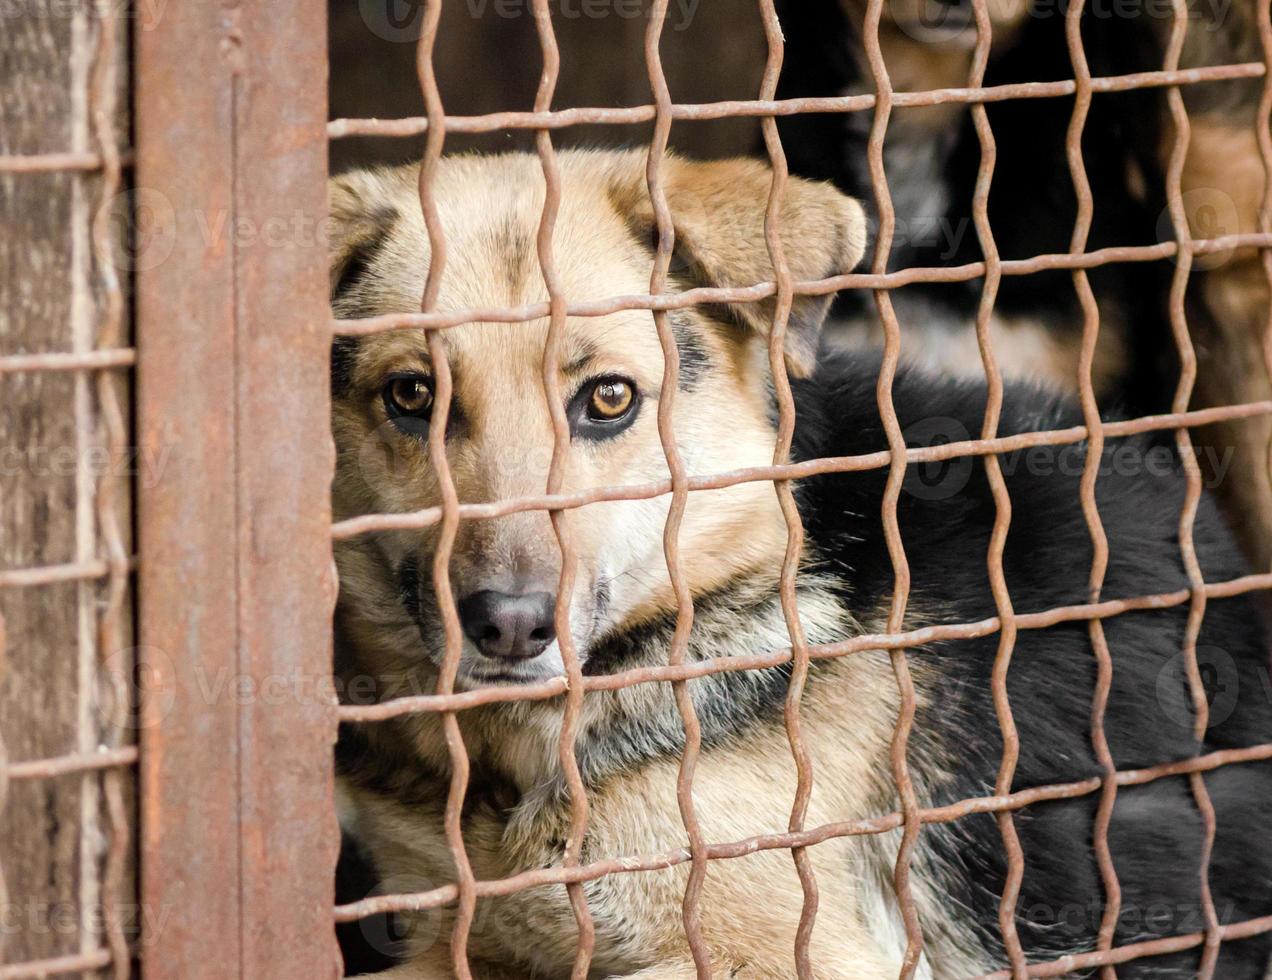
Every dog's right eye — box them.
[382,374,434,424]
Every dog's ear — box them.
[328,169,404,302]
[612,155,867,378]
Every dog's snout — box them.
[459,590,557,660]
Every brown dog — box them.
[329,150,1272,980]
[330,153,915,979]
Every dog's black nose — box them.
[458,590,557,660]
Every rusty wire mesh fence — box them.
[1,0,1271,976]
[325,0,1272,977]
[0,1,134,978]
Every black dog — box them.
[794,350,1272,976]
[774,0,1272,573]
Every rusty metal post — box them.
[135,1,339,976]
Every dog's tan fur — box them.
[341,638,914,979]
[330,152,989,978]
[338,589,978,979]
[1175,115,1272,572]
[331,153,862,636]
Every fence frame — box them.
[0,0,1266,976]
[134,2,339,976]
[321,0,1272,978]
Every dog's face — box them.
[330,151,864,687]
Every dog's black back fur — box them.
[793,352,1272,975]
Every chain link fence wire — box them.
[326,0,1272,976]
[0,1,134,977]
[7,0,1272,975]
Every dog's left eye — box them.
[571,376,640,439]
[588,379,634,421]
[382,374,434,421]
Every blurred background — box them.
[329,0,767,172]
